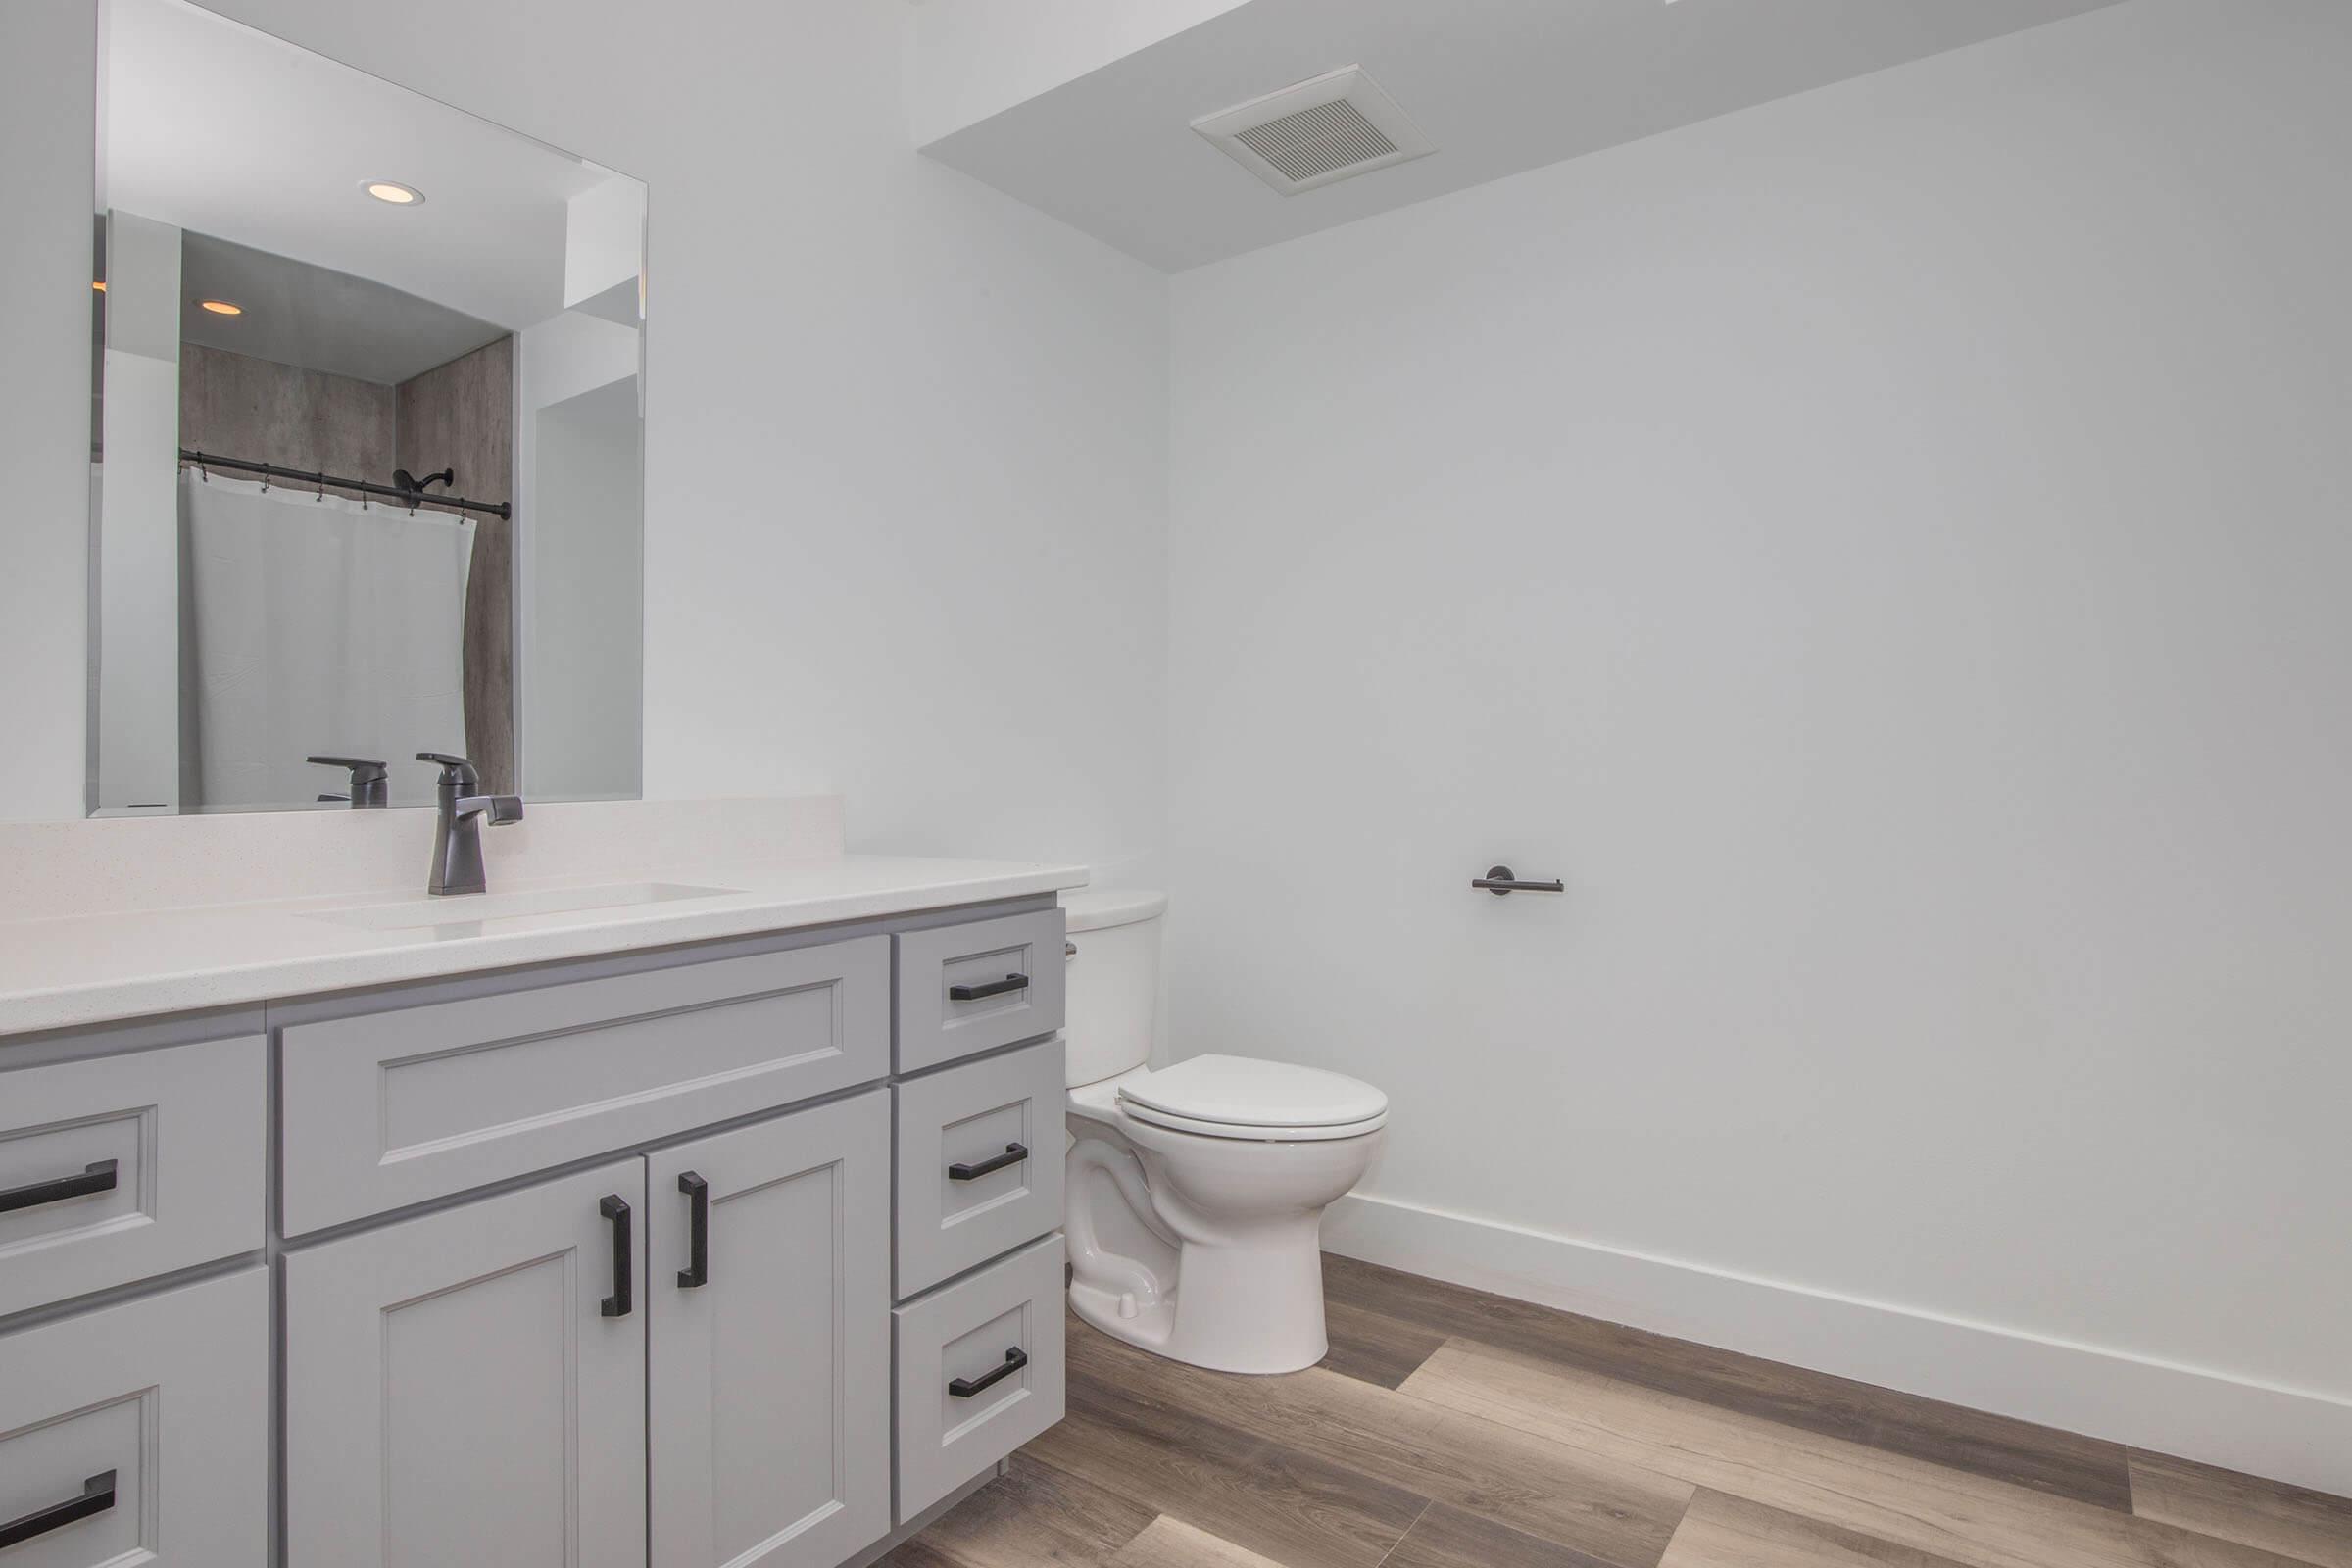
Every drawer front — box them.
[281,937,888,1236]
[0,1266,268,1566]
[894,1038,1065,1298]
[894,910,1066,1073]
[0,1035,265,1320]
[892,1234,1066,1522]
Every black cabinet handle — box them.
[0,1159,119,1216]
[949,973,1029,1002]
[949,1143,1029,1182]
[0,1470,116,1550]
[676,1172,709,1289]
[949,1348,1028,1398]
[600,1195,632,1318]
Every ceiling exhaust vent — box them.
[1193,66,1434,195]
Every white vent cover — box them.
[1193,66,1434,195]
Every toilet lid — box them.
[1116,1054,1388,1130]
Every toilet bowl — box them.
[1060,891,1387,1375]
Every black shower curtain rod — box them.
[178,449,512,520]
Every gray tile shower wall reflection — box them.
[178,344,395,506]
[397,337,514,794]
[174,336,517,796]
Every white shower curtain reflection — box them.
[179,469,474,810]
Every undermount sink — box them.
[306,881,742,932]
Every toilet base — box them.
[1064,1102,1383,1377]
[1066,1194,1338,1375]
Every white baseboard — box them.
[1322,1192,2352,1497]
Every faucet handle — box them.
[416,752,480,790]
[310,756,390,808]
[309,755,388,784]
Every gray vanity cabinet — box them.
[2,894,1068,1568]
[284,1159,651,1568]
[647,1092,891,1568]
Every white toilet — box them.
[1061,889,1387,1375]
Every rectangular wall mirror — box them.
[89,0,646,814]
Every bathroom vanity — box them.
[0,828,1080,1567]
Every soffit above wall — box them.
[918,0,2126,272]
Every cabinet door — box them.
[285,1160,648,1568]
[648,1092,889,1568]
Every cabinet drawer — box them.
[894,1038,1065,1297]
[0,1035,265,1319]
[894,910,1066,1073]
[281,937,888,1235]
[0,1267,268,1566]
[893,1234,1065,1521]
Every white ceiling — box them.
[920,0,2127,272]
[178,231,508,385]
[101,0,631,329]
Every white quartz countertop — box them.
[0,854,1088,1037]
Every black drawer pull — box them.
[0,1158,119,1216]
[600,1195,632,1318]
[676,1172,709,1289]
[948,972,1029,1003]
[949,1348,1027,1398]
[949,1144,1029,1182]
[0,1470,116,1550]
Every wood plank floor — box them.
[886,1254,2348,1568]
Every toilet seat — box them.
[1109,1054,1389,1141]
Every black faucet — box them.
[309,756,390,808]
[416,752,523,896]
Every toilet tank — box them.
[1060,889,1169,1088]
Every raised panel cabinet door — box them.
[284,1160,649,1568]
[647,1091,890,1568]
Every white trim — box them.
[1322,1192,2352,1496]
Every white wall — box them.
[0,0,1170,885]
[1167,0,2352,1486]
